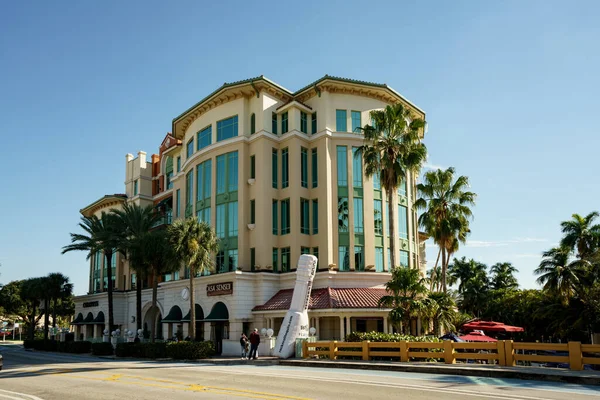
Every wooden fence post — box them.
[302,340,309,359]
[444,340,455,364]
[330,341,337,360]
[504,340,515,366]
[568,341,583,371]
[399,340,408,362]
[362,340,370,361]
[497,340,506,366]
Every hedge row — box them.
[115,341,214,359]
[24,339,92,354]
[91,342,114,356]
[166,341,215,360]
[345,332,441,343]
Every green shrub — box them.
[57,341,92,353]
[115,342,137,358]
[115,342,168,359]
[344,331,442,362]
[166,341,215,360]
[92,342,114,356]
[23,339,57,351]
[140,342,167,359]
[345,332,440,343]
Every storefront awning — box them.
[181,304,204,322]
[71,313,84,325]
[162,305,183,323]
[92,311,105,323]
[203,302,229,322]
[82,312,94,324]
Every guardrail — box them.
[302,340,600,371]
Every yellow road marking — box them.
[41,369,312,400]
[103,374,122,381]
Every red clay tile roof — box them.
[252,287,389,311]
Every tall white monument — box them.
[273,254,318,358]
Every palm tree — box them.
[168,218,219,340]
[357,103,427,268]
[416,167,476,292]
[139,230,180,342]
[112,203,160,331]
[490,262,519,291]
[39,276,53,342]
[447,257,486,293]
[378,267,428,334]
[448,257,489,316]
[535,247,586,301]
[427,265,442,292]
[62,212,124,331]
[21,277,45,340]
[47,273,73,338]
[560,212,600,260]
[428,291,457,336]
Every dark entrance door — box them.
[213,322,224,355]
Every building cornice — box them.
[171,75,425,140]
[80,194,127,217]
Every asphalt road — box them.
[1,343,599,400]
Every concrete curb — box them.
[279,359,600,386]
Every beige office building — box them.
[71,75,428,354]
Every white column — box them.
[383,316,388,333]
[316,317,320,339]
[345,315,351,338]
[339,316,345,340]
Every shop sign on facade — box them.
[207,282,233,296]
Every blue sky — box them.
[1,1,599,295]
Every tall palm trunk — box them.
[29,303,37,340]
[43,298,50,342]
[441,245,447,293]
[105,252,115,332]
[387,190,396,269]
[136,275,142,331]
[430,249,441,291]
[150,271,157,343]
[189,270,195,340]
[52,298,57,339]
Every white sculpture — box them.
[273,254,318,359]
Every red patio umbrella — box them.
[462,320,524,333]
[459,330,497,342]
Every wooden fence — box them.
[302,340,600,371]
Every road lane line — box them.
[180,368,559,400]
[0,389,44,400]
[0,394,26,400]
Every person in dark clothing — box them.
[248,328,261,360]
[240,333,248,359]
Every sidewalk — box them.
[279,359,600,386]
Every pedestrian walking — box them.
[240,333,248,359]
[249,328,261,360]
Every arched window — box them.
[250,113,256,134]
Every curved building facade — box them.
[72,75,428,354]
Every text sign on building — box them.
[206,282,233,296]
[83,301,99,308]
